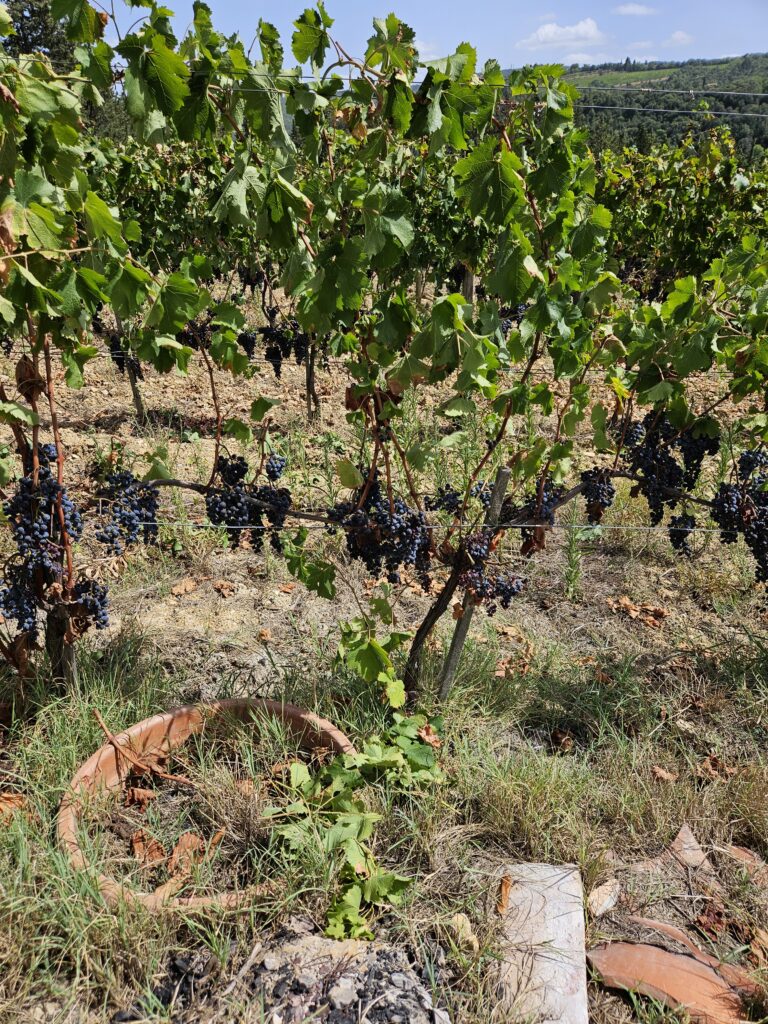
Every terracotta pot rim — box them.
[56,697,355,912]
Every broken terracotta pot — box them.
[588,941,745,1024]
[57,698,355,912]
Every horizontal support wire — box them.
[79,512,726,536]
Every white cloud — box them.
[565,52,601,63]
[664,30,694,46]
[415,37,440,60]
[518,17,606,51]
[613,3,656,14]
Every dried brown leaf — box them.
[497,875,512,916]
[417,724,442,750]
[551,728,574,753]
[0,792,27,822]
[131,829,165,866]
[652,765,679,783]
[212,579,236,597]
[125,787,158,810]
[171,578,198,597]
[696,754,737,782]
[167,831,206,876]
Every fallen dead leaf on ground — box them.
[167,832,206,876]
[718,845,768,885]
[607,596,669,629]
[696,903,736,941]
[417,724,442,749]
[696,755,737,782]
[171,578,199,597]
[125,787,157,810]
[626,916,761,999]
[258,628,271,642]
[495,640,534,679]
[447,912,480,954]
[0,792,27,822]
[652,765,679,783]
[212,579,236,597]
[277,583,296,594]
[131,829,165,867]
[496,875,512,916]
[151,877,185,901]
[551,728,574,753]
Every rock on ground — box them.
[113,920,449,1024]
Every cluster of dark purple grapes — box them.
[580,469,616,524]
[711,448,768,582]
[177,313,218,351]
[4,449,83,572]
[678,432,720,491]
[107,333,144,380]
[425,485,461,515]
[72,580,109,630]
[0,565,38,635]
[0,444,105,638]
[738,448,768,480]
[498,304,528,338]
[620,414,684,525]
[266,454,286,482]
[237,330,258,360]
[254,484,292,552]
[1,334,13,357]
[459,528,525,614]
[471,481,493,509]
[669,514,696,557]
[261,320,309,378]
[501,477,565,542]
[239,265,266,294]
[206,486,251,546]
[329,471,431,585]
[206,456,292,552]
[620,414,721,526]
[95,471,159,555]
[219,454,248,487]
[92,309,143,379]
[445,264,465,293]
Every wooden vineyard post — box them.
[461,266,475,304]
[437,466,511,702]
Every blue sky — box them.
[112,2,768,66]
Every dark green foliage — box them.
[4,0,73,67]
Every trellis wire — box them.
[83,514,727,536]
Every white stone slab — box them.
[493,863,588,1024]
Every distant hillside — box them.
[562,53,768,159]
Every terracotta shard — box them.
[671,823,709,870]
[588,942,745,1024]
[57,698,355,912]
[627,915,761,998]
[718,844,768,884]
